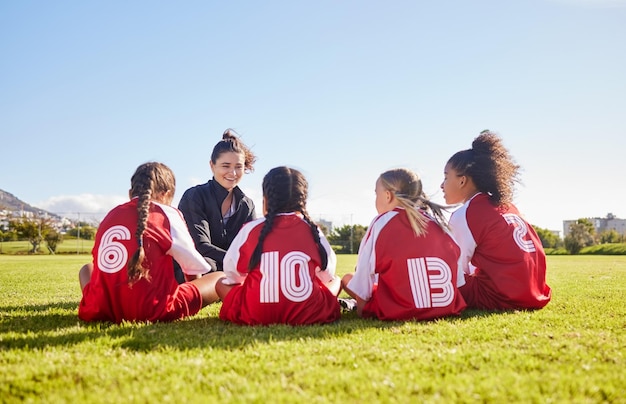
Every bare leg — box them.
[79,263,94,291]
[215,277,237,301]
[326,275,342,297]
[340,273,368,316]
[340,273,354,295]
[190,272,224,307]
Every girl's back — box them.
[220,213,341,325]
[358,208,466,321]
[79,200,188,322]
[452,193,550,309]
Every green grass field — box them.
[1,255,624,403]
[0,239,94,255]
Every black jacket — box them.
[178,179,256,271]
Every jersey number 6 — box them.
[97,225,132,274]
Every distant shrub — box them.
[544,245,626,255]
[580,243,626,255]
[545,248,569,255]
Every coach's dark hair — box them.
[446,130,521,206]
[248,166,327,271]
[127,162,176,285]
[379,168,450,236]
[211,128,257,173]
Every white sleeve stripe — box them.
[449,201,477,276]
[222,218,266,285]
[347,211,397,301]
[156,202,212,275]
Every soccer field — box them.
[1,255,624,402]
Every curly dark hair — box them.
[446,130,521,206]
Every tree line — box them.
[0,216,96,254]
[2,215,623,255]
[327,219,625,255]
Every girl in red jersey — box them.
[441,130,552,310]
[341,168,467,321]
[78,162,223,323]
[216,166,341,325]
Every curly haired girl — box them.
[441,130,551,310]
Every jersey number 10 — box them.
[259,251,314,303]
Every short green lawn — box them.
[0,239,94,255]
[1,255,624,402]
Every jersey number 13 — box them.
[407,257,454,308]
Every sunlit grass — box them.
[0,239,94,255]
[1,255,624,402]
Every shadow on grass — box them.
[119,312,403,351]
[0,302,80,333]
[1,301,519,352]
[1,301,126,351]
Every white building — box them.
[563,213,626,238]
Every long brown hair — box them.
[126,162,176,284]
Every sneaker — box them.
[338,298,357,312]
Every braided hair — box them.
[379,168,450,236]
[446,130,521,206]
[247,166,328,271]
[211,128,257,173]
[126,162,176,285]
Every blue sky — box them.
[1,0,625,235]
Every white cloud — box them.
[37,194,127,223]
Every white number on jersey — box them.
[97,225,131,273]
[259,251,313,303]
[407,257,454,308]
[503,213,537,253]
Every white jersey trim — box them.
[156,201,213,276]
[222,216,266,285]
[449,194,479,276]
[222,213,338,285]
[347,210,398,301]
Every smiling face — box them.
[210,151,246,191]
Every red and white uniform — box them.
[450,193,551,310]
[347,208,467,321]
[219,213,341,325]
[78,199,212,323]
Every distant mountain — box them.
[0,189,60,218]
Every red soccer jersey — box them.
[219,213,341,325]
[347,208,467,321]
[78,199,212,323]
[449,193,551,310]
